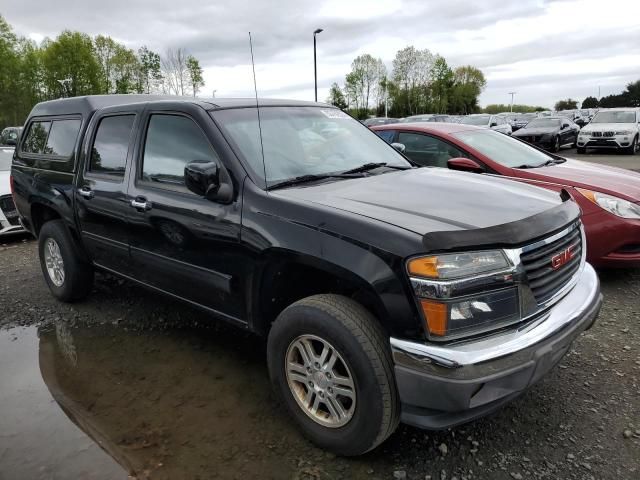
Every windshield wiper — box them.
[267,173,353,191]
[341,162,410,175]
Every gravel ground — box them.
[0,236,638,480]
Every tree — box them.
[41,31,101,97]
[581,96,599,109]
[450,66,486,114]
[554,98,578,111]
[0,15,22,126]
[483,104,547,114]
[327,83,347,110]
[391,46,434,116]
[430,56,454,114]
[137,46,162,94]
[186,55,205,97]
[161,48,189,95]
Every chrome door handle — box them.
[78,187,94,199]
[130,198,151,211]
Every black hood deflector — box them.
[422,191,580,252]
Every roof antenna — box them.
[249,32,267,188]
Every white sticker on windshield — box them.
[320,109,349,119]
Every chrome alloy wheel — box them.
[285,335,356,428]
[44,238,65,287]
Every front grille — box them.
[0,195,19,225]
[591,132,601,137]
[520,225,582,304]
[522,135,541,143]
[591,131,614,138]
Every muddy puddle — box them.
[0,321,412,479]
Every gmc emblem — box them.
[551,244,576,270]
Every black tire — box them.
[576,146,586,154]
[624,135,638,155]
[267,294,400,456]
[552,136,560,153]
[38,220,94,302]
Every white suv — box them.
[577,108,640,154]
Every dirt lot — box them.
[0,234,638,480]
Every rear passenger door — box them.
[397,131,467,168]
[76,105,143,273]
[125,103,246,323]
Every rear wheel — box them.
[267,294,399,456]
[38,220,94,302]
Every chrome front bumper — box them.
[390,263,602,429]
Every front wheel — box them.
[624,135,638,155]
[267,294,399,456]
[577,146,586,154]
[38,220,94,302]
[551,136,560,153]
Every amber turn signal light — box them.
[420,299,448,336]
[407,256,439,278]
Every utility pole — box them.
[508,92,517,112]
[313,28,323,102]
[211,89,217,98]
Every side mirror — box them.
[184,161,233,203]
[391,142,406,153]
[447,157,484,173]
[490,122,498,128]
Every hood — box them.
[0,171,10,196]
[581,122,636,133]
[273,168,563,236]
[514,126,558,136]
[524,158,640,201]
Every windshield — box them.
[515,114,535,122]
[591,111,636,124]
[460,116,490,126]
[525,118,561,128]
[0,149,13,171]
[212,106,410,186]
[453,129,553,168]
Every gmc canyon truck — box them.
[11,95,602,456]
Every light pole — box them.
[57,78,72,98]
[508,91,517,112]
[211,89,217,98]
[313,28,323,102]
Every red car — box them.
[372,123,640,268]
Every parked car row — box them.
[9,94,637,457]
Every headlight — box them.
[579,131,589,136]
[419,288,520,339]
[407,251,519,340]
[407,251,510,279]
[614,130,632,135]
[577,188,640,219]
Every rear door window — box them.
[44,119,82,157]
[22,121,51,154]
[88,115,135,178]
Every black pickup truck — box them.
[11,95,602,456]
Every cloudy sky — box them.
[4,0,640,108]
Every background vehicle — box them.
[0,127,23,146]
[459,114,512,135]
[512,113,537,132]
[373,123,640,267]
[362,117,398,127]
[512,116,579,152]
[576,108,640,154]
[12,96,601,456]
[0,147,26,236]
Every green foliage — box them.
[0,15,204,130]
[483,104,547,114]
[581,96,599,109]
[599,81,640,108]
[326,83,347,110]
[554,98,578,111]
[186,55,205,97]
